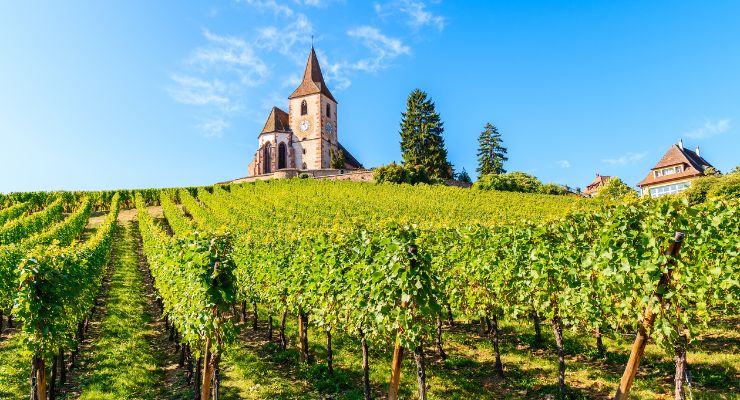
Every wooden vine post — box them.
[388,244,417,400]
[33,355,48,400]
[388,341,405,400]
[201,336,212,400]
[613,232,684,400]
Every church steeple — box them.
[289,47,337,103]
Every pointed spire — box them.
[289,47,337,103]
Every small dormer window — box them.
[301,100,308,115]
[675,165,682,173]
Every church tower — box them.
[288,47,338,170]
[246,46,361,177]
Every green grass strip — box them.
[0,331,29,399]
[76,223,165,400]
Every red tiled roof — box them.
[637,144,716,187]
[260,107,291,135]
[289,47,337,103]
[583,174,611,196]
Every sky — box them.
[1,1,739,193]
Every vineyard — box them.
[0,180,738,400]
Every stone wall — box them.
[218,170,469,187]
[218,168,374,185]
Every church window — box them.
[301,100,308,115]
[278,143,287,169]
[326,103,331,117]
[263,143,273,174]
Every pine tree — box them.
[476,123,508,176]
[399,89,453,179]
[456,168,472,184]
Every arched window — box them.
[277,142,287,169]
[263,143,273,174]
[301,100,307,115]
[326,103,331,117]
[302,162,307,170]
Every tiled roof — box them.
[637,143,716,187]
[583,174,610,196]
[260,107,291,135]
[338,143,363,169]
[289,47,337,103]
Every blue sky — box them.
[1,1,739,193]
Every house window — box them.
[649,182,691,198]
[654,166,682,178]
[326,103,331,117]
[301,100,308,115]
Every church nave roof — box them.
[260,106,291,135]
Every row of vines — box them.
[0,193,120,400]
[139,180,738,400]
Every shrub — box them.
[682,173,740,203]
[539,183,569,196]
[474,172,542,193]
[374,163,442,185]
[595,177,638,201]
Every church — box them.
[247,47,363,177]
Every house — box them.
[582,174,611,197]
[637,139,717,197]
[247,46,363,177]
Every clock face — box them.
[300,120,310,132]
[325,122,334,135]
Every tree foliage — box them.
[374,162,442,185]
[594,177,637,201]
[474,171,542,193]
[330,148,345,169]
[456,168,472,184]
[399,89,453,179]
[476,122,508,176]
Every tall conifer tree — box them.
[399,89,453,179]
[476,122,508,176]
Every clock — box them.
[300,120,311,132]
[325,122,334,135]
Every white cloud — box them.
[375,0,446,31]
[556,160,571,168]
[602,151,648,167]
[169,29,274,136]
[240,0,294,17]
[347,26,410,73]
[256,13,313,60]
[167,75,231,106]
[315,52,352,90]
[192,29,269,87]
[198,119,229,138]
[684,118,731,139]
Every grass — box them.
[217,310,739,400]
[0,327,29,399]
[70,222,186,399]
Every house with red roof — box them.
[582,174,611,197]
[637,139,717,197]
